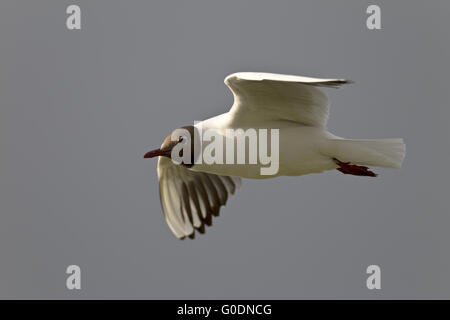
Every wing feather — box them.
[199,174,222,217]
[157,157,241,239]
[225,72,351,127]
[160,179,185,239]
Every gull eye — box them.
[178,137,184,143]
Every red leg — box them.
[333,158,377,177]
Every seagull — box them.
[144,72,405,239]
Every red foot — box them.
[333,158,377,177]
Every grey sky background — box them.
[0,0,449,299]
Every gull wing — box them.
[225,72,351,128]
[157,157,241,239]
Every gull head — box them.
[143,125,197,167]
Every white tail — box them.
[327,138,405,169]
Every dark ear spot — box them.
[179,125,200,168]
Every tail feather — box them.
[327,138,405,169]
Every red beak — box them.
[143,148,170,159]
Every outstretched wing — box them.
[157,157,241,239]
[225,72,351,128]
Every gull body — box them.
[189,114,337,179]
[145,72,405,239]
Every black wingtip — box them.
[196,224,205,234]
[327,79,354,88]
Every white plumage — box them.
[145,72,405,239]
